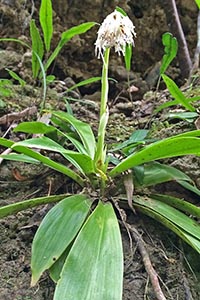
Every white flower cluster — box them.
[95,9,136,58]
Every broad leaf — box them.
[14,121,88,155]
[195,0,200,9]
[49,244,72,283]
[30,19,44,78]
[110,129,149,152]
[0,194,69,218]
[14,121,55,134]
[31,194,92,286]
[0,38,30,48]
[151,194,200,218]
[124,44,132,71]
[0,153,39,164]
[137,161,193,186]
[109,136,200,177]
[0,137,14,148]
[52,111,96,158]
[155,95,200,113]
[168,112,199,122]
[67,77,102,92]
[133,196,200,253]
[54,201,123,300]
[5,68,26,86]
[135,161,200,197]
[11,144,84,186]
[45,22,96,71]
[162,74,196,112]
[39,0,53,52]
[15,136,95,175]
[160,32,178,74]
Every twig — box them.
[188,9,200,84]
[128,224,167,300]
[0,106,37,125]
[0,148,12,165]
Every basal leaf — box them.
[162,74,196,112]
[5,68,26,86]
[109,136,200,177]
[115,6,127,16]
[0,194,69,219]
[49,244,72,283]
[195,0,200,9]
[39,0,53,51]
[151,194,200,218]
[133,196,200,253]
[67,77,102,92]
[0,137,14,148]
[54,201,123,300]
[0,153,39,164]
[30,19,44,78]
[138,161,193,187]
[31,195,92,286]
[124,44,132,71]
[14,121,55,134]
[11,144,84,186]
[52,111,96,158]
[160,32,178,74]
[45,22,96,71]
[15,136,95,175]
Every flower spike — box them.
[95,9,136,58]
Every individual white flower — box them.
[95,9,136,58]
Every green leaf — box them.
[31,194,92,286]
[195,0,200,9]
[160,32,178,74]
[0,137,14,148]
[14,121,55,134]
[54,201,123,300]
[14,120,89,156]
[11,144,84,186]
[110,129,149,152]
[115,6,127,16]
[138,161,193,187]
[155,95,200,113]
[39,0,53,52]
[162,74,196,112]
[124,44,132,72]
[52,111,96,159]
[44,22,96,71]
[133,196,200,253]
[67,77,102,92]
[46,74,55,83]
[137,161,200,197]
[0,38,30,49]
[5,68,26,86]
[109,136,200,177]
[167,112,199,122]
[0,153,39,164]
[49,245,72,283]
[30,19,44,78]
[0,194,69,218]
[151,194,200,218]
[15,136,95,175]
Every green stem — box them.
[95,48,110,172]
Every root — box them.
[127,224,167,300]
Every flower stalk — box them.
[94,8,136,193]
[95,48,110,174]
